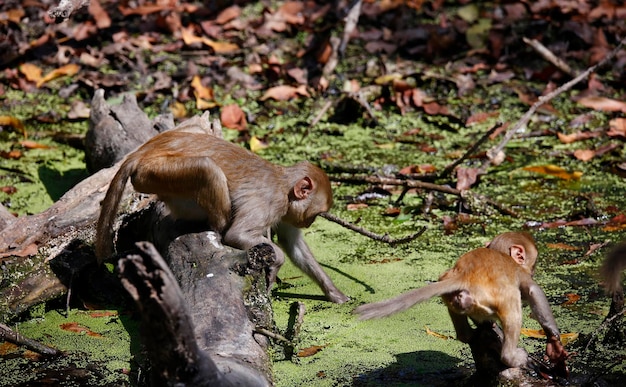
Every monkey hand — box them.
[546,335,567,363]
[327,288,350,304]
[545,335,569,379]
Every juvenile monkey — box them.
[96,129,349,304]
[355,232,567,368]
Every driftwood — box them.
[0,90,275,385]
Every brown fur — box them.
[354,232,566,368]
[96,129,348,303]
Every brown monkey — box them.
[95,129,349,304]
[354,232,567,368]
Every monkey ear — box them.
[293,177,314,200]
[510,245,526,265]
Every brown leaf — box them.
[89,0,111,29]
[455,167,480,190]
[0,115,27,137]
[260,85,309,101]
[563,293,581,305]
[546,243,580,251]
[425,326,453,340]
[220,104,247,131]
[557,130,601,144]
[577,96,626,113]
[19,63,43,83]
[297,344,326,357]
[180,26,239,54]
[215,5,241,25]
[0,150,23,159]
[383,207,401,217]
[38,64,81,87]
[1,186,17,194]
[20,140,52,149]
[522,165,582,180]
[573,149,595,161]
[346,203,368,210]
[608,117,626,137]
[60,322,102,337]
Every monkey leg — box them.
[131,155,231,231]
[498,302,528,368]
[275,223,349,303]
[448,310,474,343]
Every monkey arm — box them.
[521,280,568,363]
[521,280,560,339]
[275,223,349,304]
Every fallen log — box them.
[0,90,276,385]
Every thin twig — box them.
[480,35,626,174]
[339,0,362,56]
[320,212,426,245]
[254,327,292,345]
[0,323,60,356]
[332,175,517,216]
[439,122,501,178]
[523,37,575,76]
[333,175,461,195]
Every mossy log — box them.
[0,90,275,385]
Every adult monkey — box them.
[95,127,349,304]
[355,232,567,368]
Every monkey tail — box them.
[600,242,626,294]
[95,159,135,264]
[354,280,463,320]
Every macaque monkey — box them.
[355,232,567,368]
[95,129,349,304]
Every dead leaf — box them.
[425,326,453,340]
[191,75,216,109]
[38,64,81,87]
[260,85,309,101]
[250,136,268,153]
[455,167,480,190]
[562,293,581,305]
[67,100,91,119]
[170,101,187,119]
[3,8,25,24]
[1,186,17,194]
[297,344,326,357]
[546,243,580,251]
[573,149,596,161]
[89,0,111,29]
[19,63,43,84]
[557,130,601,144]
[347,203,368,210]
[60,322,102,337]
[20,140,52,149]
[180,26,239,54]
[383,207,401,217]
[603,213,626,231]
[608,117,626,137]
[220,104,247,131]
[89,311,118,318]
[577,96,626,113]
[522,165,582,180]
[215,5,241,25]
[0,150,23,159]
[0,115,27,137]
